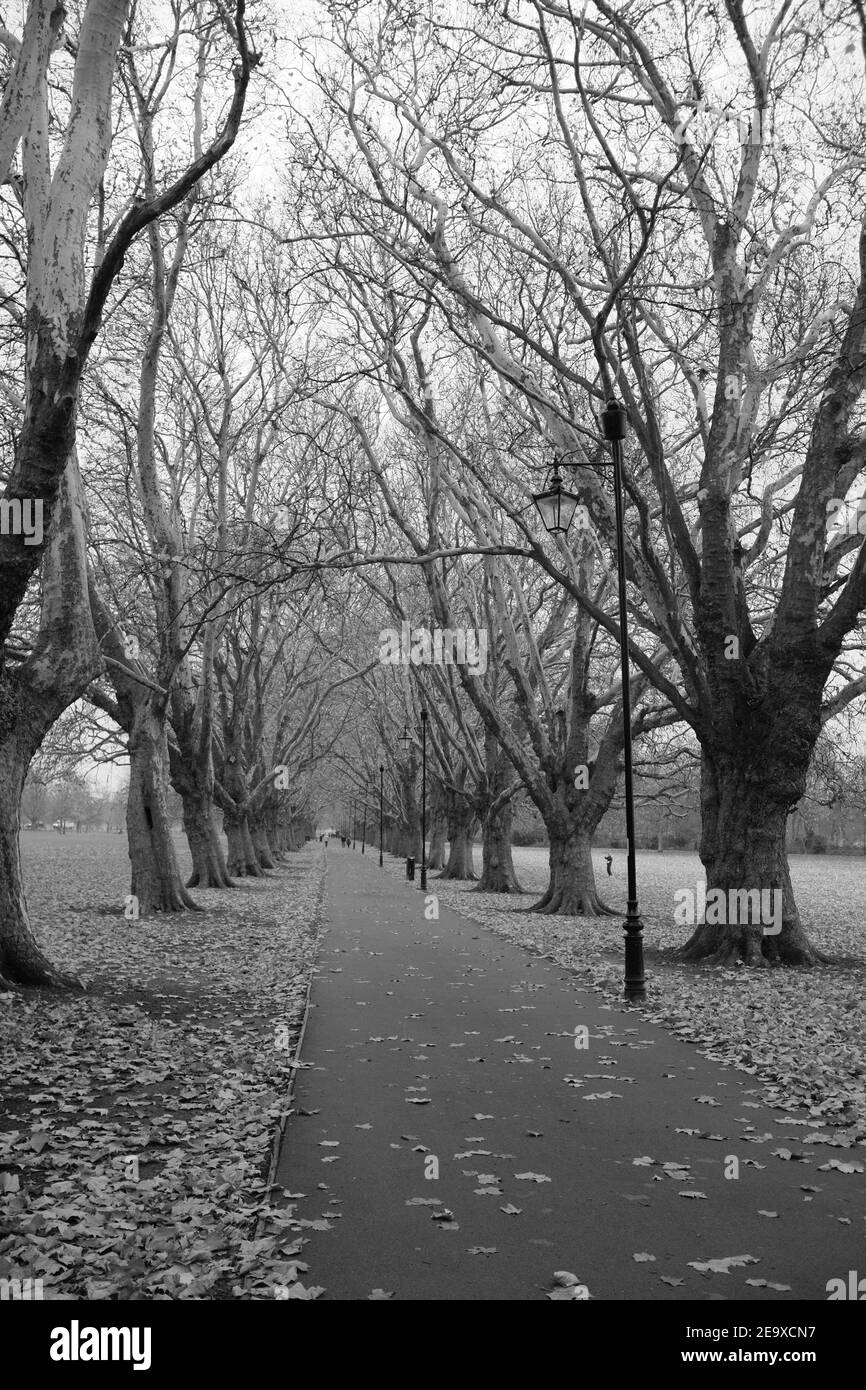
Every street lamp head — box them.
[532,464,582,537]
[600,398,628,442]
[399,726,411,752]
[420,708,428,723]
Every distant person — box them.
[604,854,613,876]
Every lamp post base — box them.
[623,912,646,1002]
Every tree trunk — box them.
[225,813,262,877]
[181,786,233,889]
[250,819,278,870]
[682,760,820,966]
[264,809,286,861]
[127,707,198,914]
[0,686,67,985]
[439,811,477,880]
[532,827,614,916]
[474,796,522,893]
[169,664,233,889]
[0,455,101,986]
[427,812,447,870]
[396,822,420,858]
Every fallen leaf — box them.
[688,1255,759,1274]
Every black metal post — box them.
[361,796,367,853]
[400,727,413,878]
[420,709,428,890]
[601,398,646,1003]
[379,764,384,867]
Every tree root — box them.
[187,867,236,889]
[472,877,524,894]
[529,888,618,917]
[138,884,202,913]
[0,956,84,990]
[226,860,263,878]
[680,924,823,967]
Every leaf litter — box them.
[0,838,324,1300]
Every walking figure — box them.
[604,853,613,876]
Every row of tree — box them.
[2,0,866,987]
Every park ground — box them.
[0,834,864,1298]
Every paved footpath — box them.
[274,846,865,1301]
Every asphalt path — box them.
[274,845,865,1301]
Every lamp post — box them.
[399,726,413,876]
[532,399,646,1003]
[379,764,384,867]
[420,709,428,891]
